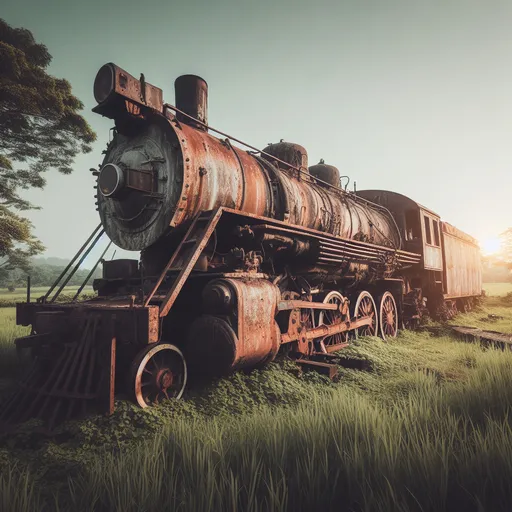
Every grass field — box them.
[0,285,93,302]
[0,285,512,511]
[483,282,512,297]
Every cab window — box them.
[405,210,421,241]
[423,216,432,245]
[432,220,440,246]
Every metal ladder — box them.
[144,208,223,317]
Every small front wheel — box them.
[130,343,187,408]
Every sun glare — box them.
[480,236,502,255]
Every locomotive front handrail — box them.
[49,228,105,303]
[42,223,103,303]
[72,239,112,301]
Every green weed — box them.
[0,297,511,511]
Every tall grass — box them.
[451,290,512,334]
[1,299,512,511]
[0,309,30,382]
[483,282,512,297]
[0,286,94,302]
[0,467,43,512]
[68,349,512,512]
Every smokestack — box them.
[174,75,208,130]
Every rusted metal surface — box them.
[93,63,163,115]
[2,300,163,427]
[262,141,309,172]
[131,343,187,408]
[231,279,281,367]
[97,91,401,252]
[278,300,339,311]
[158,209,222,317]
[103,333,116,416]
[186,278,281,374]
[174,75,208,130]
[16,302,160,344]
[295,359,338,379]
[281,315,372,344]
[441,222,482,299]
[2,61,485,427]
[167,120,273,229]
[309,160,342,188]
[378,291,398,339]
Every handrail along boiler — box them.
[2,64,481,426]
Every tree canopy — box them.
[483,227,512,282]
[500,227,512,268]
[0,18,96,272]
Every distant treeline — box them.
[483,263,512,283]
[0,258,102,289]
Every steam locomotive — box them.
[2,64,482,426]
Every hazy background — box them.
[2,0,510,261]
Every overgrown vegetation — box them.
[1,288,512,511]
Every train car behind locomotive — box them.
[356,190,482,317]
[0,63,479,428]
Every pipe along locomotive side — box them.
[1,64,482,427]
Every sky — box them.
[2,0,511,261]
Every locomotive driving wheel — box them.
[378,291,398,340]
[130,343,187,408]
[318,291,349,352]
[352,290,378,338]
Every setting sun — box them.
[480,236,502,255]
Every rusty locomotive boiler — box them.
[1,63,482,427]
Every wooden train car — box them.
[357,190,482,315]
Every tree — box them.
[500,228,512,269]
[0,18,96,272]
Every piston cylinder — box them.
[186,279,281,374]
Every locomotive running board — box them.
[144,208,224,317]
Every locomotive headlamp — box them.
[98,163,125,197]
[92,62,163,119]
[93,64,116,104]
